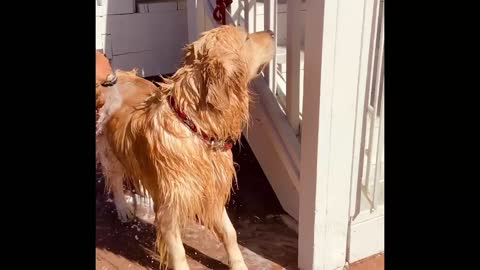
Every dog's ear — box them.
[181,40,227,111]
[184,33,248,111]
[199,59,232,111]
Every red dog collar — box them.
[168,95,234,151]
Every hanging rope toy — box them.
[213,0,233,25]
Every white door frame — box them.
[298,0,372,268]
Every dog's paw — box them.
[115,200,135,223]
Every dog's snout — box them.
[266,30,275,39]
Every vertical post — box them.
[245,0,257,33]
[371,60,384,209]
[228,0,244,27]
[363,1,384,198]
[351,0,380,219]
[264,0,277,95]
[298,0,367,269]
[286,0,302,135]
[186,0,205,43]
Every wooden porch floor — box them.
[350,253,384,270]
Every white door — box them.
[188,0,385,268]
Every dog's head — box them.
[182,26,275,111]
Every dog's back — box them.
[96,70,155,111]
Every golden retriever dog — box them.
[96,25,275,270]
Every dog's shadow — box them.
[96,136,298,270]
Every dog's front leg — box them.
[158,209,190,270]
[214,208,248,270]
